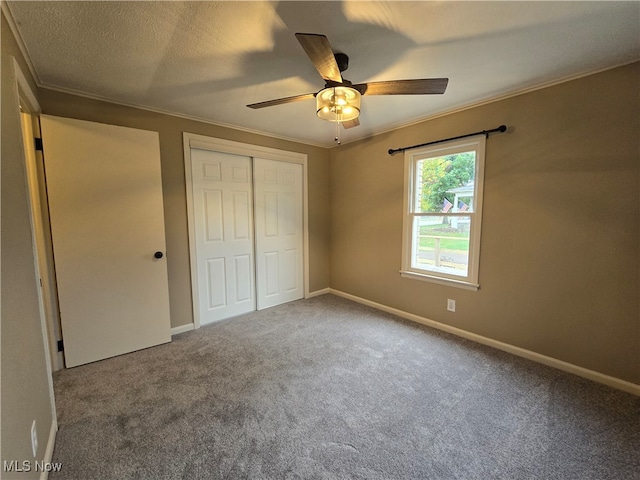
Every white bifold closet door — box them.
[190,149,303,325]
[190,149,256,324]
[254,158,304,310]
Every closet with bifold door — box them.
[185,134,306,326]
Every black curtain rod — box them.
[388,125,507,155]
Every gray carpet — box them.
[50,294,639,479]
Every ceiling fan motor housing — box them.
[334,53,349,72]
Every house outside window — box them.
[401,135,486,290]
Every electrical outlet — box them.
[447,299,456,312]
[31,420,38,457]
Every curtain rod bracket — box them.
[388,125,507,155]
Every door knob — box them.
[154,251,164,259]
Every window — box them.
[401,135,486,290]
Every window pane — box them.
[412,216,472,277]
[415,152,476,214]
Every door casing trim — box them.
[183,133,309,329]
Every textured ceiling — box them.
[5,1,640,147]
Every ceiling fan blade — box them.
[354,78,449,95]
[341,118,360,129]
[247,93,316,109]
[295,33,343,83]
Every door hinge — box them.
[34,137,43,151]
[57,340,64,352]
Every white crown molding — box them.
[334,59,640,148]
[37,82,329,149]
[1,2,41,85]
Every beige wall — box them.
[37,89,331,328]
[330,62,639,384]
[1,12,55,477]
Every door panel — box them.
[191,149,255,324]
[235,255,253,301]
[204,190,223,241]
[284,249,297,290]
[207,258,226,308]
[254,158,304,309]
[40,115,171,367]
[232,192,251,239]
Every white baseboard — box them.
[171,323,195,336]
[39,418,58,480]
[307,287,331,298]
[328,289,640,396]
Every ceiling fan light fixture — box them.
[316,86,361,122]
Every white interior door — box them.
[40,115,171,367]
[254,158,304,310]
[190,149,255,324]
[21,112,64,372]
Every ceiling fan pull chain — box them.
[335,120,341,145]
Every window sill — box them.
[400,270,479,291]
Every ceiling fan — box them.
[247,33,449,139]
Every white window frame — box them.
[400,135,486,291]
